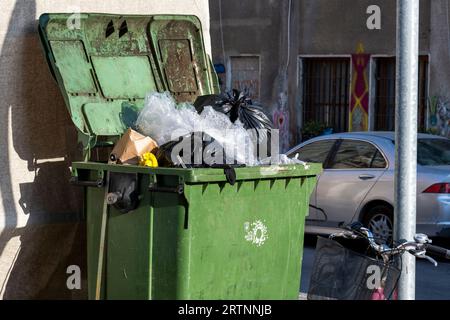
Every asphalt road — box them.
[300,235,450,300]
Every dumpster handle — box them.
[148,183,184,194]
[148,179,189,229]
[69,176,104,188]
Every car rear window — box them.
[418,139,450,166]
[288,140,335,163]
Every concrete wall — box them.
[210,0,285,103]
[210,0,450,146]
[298,0,430,55]
[0,0,211,299]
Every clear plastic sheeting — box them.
[259,154,310,169]
[277,154,310,168]
[136,92,257,166]
[136,92,199,146]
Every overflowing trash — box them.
[194,89,273,133]
[109,128,158,165]
[155,132,223,168]
[194,89,273,148]
[136,92,199,146]
[260,154,310,169]
[135,91,257,167]
[139,152,159,168]
[111,90,307,169]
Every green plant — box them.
[301,121,328,140]
[426,127,439,135]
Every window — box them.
[330,140,386,169]
[301,58,350,133]
[289,140,336,164]
[371,150,387,169]
[374,56,428,132]
[417,139,450,166]
[229,56,260,101]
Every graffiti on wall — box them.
[272,91,290,152]
[349,43,370,132]
[428,95,450,138]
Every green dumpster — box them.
[39,13,321,300]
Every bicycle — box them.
[307,221,450,300]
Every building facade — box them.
[209,0,450,151]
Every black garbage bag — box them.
[194,89,273,132]
[155,132,246,168]
[194,89,273,157]
[108,172,140,214]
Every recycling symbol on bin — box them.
[244,220,268,247]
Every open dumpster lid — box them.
[38,13,220,153]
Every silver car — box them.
[287,132,450,242]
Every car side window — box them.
[370,150,387,169]
[289,140,336,164]
[330,140,386,169]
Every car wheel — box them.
[363,205,394,245]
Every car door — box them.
[289,139,338,221]
[315,139,388,228]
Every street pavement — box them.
[300,235,450,300]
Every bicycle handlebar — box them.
[334,224,450,265]
[425,244,450,259]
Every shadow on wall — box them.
[0,0,86,299]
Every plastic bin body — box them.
[72,162,321,299]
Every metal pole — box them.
[395,0,419,300]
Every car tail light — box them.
[423,183,450,194]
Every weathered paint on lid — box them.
[38,13,220,150]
